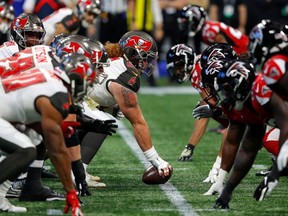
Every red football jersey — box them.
[201,21,249,54]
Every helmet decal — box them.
[121,35,152,52]
[14,18,28,28]
[205,60,224,75]
[226,61,249,80]
[62,41,90,57]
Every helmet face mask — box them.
[166,44,196,83]
[119,31,158,77]
[10,13,46,49]
[215,60,255,110]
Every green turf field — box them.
[6,89,288,216]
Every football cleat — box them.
[19,187,65,201]
[253,176,278,201]
[86,172,101,182]
[0,196,27,213]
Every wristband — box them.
[143,146,159,162]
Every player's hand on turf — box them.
[203,167,219,183]
[178,144,194,161]
[203,179,224,195]
[192,104,213,119]
[64,190,84,216]
[213,197,230,209]
[76,181,92,196]
[277,141,288,171]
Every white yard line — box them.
[117,121,198,216]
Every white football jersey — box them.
[0,45,57,78]
[0,68,68,124]
[0,41,20,60]
[42,8,74,44]
[87,57,128,107]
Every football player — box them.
[0,53,94,215]
[166,43,237,183]
[178,4,249,55]
[0,12,45,60]
[79,31,173,178]
[43,0,101,45]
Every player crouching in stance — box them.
[0,52,97,215]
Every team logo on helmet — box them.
[122,35,152,52]
[207,48,226,63]
[174,44,193,55]
[205,60,224,75]
[13,18,28,28]
[91,49,102,63]
[62,42,91,58]
[226,61,249,80]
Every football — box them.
[142,166,173,185]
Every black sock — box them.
[81,133,107,165]
[72,159,86,183]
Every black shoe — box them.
[41,168,58,179]
[19,187,65,202]
[253,176,278,201]
[213,197,230,209]
[255,165,273,176]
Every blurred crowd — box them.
[2,0,287,86]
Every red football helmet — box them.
[59,53,96,102]
[119,31,158,77]
[10,13,46,49]
[0,2,14,34]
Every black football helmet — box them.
[166,44,196,83]
[119,30,158,77]
[248,19,287,66]
[10,13,46,49]
[214,60,256,110]
[177,5,207,37]
[59,53,96,103]
[200,43,238,68]
[0,2,14,34]
[55,34,92,59]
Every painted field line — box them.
[117,121,198,216]
[139,86,198,95]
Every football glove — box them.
[192,104,213,119]
[144,146,172,177]
[253,176,278,201]
[61,122,81,138]
[178,144,194,161]
[277,141,288,171]
[203,167,219,183]
[64,190,84,216]
[203,179,224,195]
[76,180,92,197]
[77,116,118,136]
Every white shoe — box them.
[0,196,27,213]
[86,172,101,182]
[86,178,106,189]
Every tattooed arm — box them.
[108,82,153,152]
